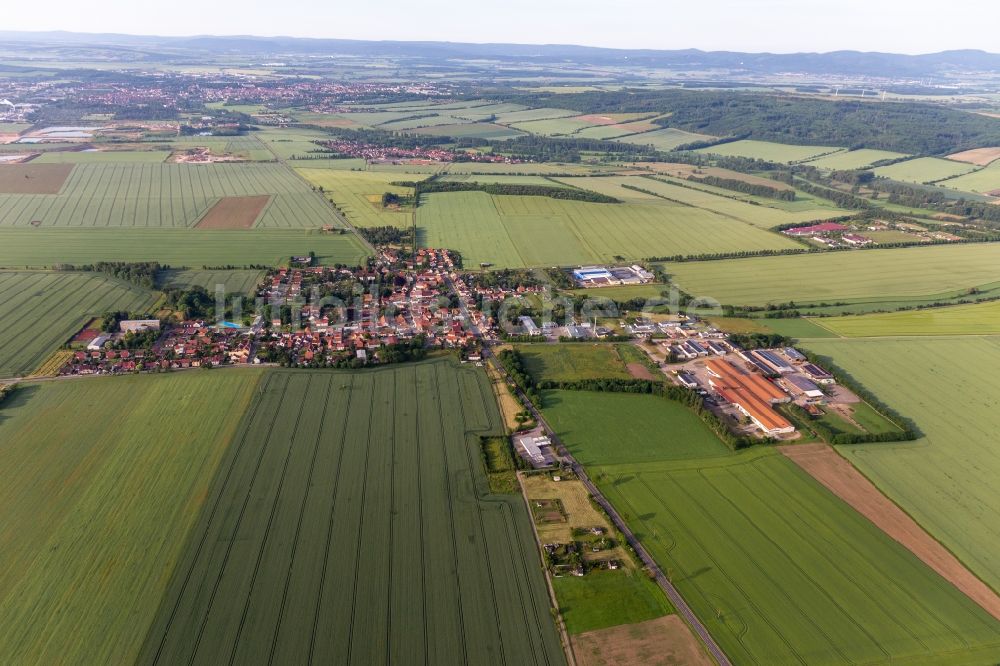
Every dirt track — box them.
[781,443,1000,621]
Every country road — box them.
[483,347,733,666]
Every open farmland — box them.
[542,390,730,466]
[297,168,420,228]
[31,150,171,163]
[195,195,271,228]
[0,371,262,664]
[696,140,843,163]
[0,163,72,193]
[158,268,263,295]
[0,228,370,267]
[937,159,1000,194]
[817,299,1000,337]
[411,123,525,139]
[666,243,1000,306]
[946,147,1000,167]
[803,148,909,170]
[0,271,159,377]
[140,360,564,665]
[416,191,801,268]
[0,163,341,228]
[614,127,716,151]
[567,175,847,228]
[873,157,977,184]
[594,449,1000,664]
[517,344,635,383]
[802,336,1000,593]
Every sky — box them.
[3,0,999,54]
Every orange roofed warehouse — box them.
[704,358,795,437]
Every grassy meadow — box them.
[0,271,159,376]
[541,390,730,465]
[517,343,635,383]
[803,148,909,170]
[296,168,420,228]
[157,268,264,295]
[0,371,263,664]
[873,157,977,184]
[697,140,843,163]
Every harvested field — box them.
[140,360,563,665]
[947,146,1000,166]
[781,443,1000,622]
[0,163,72,193]
[195,194,271,229]
[573,615,712,666]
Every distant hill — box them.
[1,30,999,79]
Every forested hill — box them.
[505,90,1000,155]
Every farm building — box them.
[802,362,835,384]
[785,374,824,398]
[87,334,111,351]
[783,222,850,236]
[572,266,613,285]
[752,349,795,374]
[784,347,807,362]
[519,316,541,336]
[516,434,553,467]
[705,358,794,436]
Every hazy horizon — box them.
[3,0,999,55]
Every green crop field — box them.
[938,159,1000,194]
[0,371,262,664]
[594,448,1000,665]
[517,344,635,383]
[803,336,1000,593]
[417,191,801,268]
[411,123,525,139]
[615,127,716,151]
[493,107,577,124]
[0,228,370,268]
[873,157,977,184]
[0,163,340,228]
[666,244,1000,306]
[542,390,730,465]
[569,175,846,228]
[440,174,571,187]
[697,140,843,163]
[817,299,1000,337]
[31,150,172,163]
[296,168,420,228]
[440,162,617,175]
[803,148,909,170]
[255,127,333,161]
[0,271,159,376]
[510,116,602,136]
[157,268,263,295]
[140,360,563,665]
